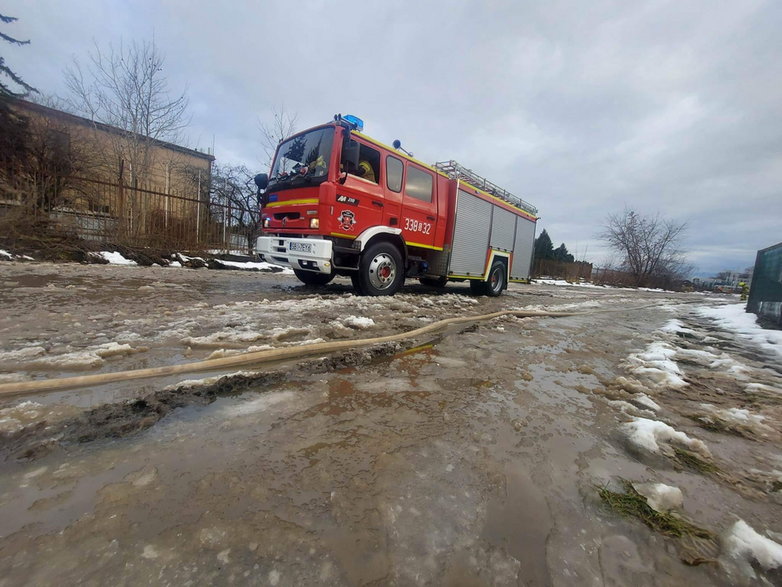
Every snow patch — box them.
[626,342,688,389]
[698,403,775,438]
[632,482,683,512]
[698,303,782,358]
[633,393,661,412]
[745,382,782,395]
[724,519,782,576]
[93,251,137,265]
[23,343,145,370]
[342,315,375,329]
[0,346,47,363]
[622,417,711,459]
[212,258,293,274]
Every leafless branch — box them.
[600,208,689,287]
[259,105,297,171]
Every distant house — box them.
[747,242,782,326]
[1,98,215,247]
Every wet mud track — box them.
[1,264,780,585]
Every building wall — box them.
[747,242,782,326]
[6,99,213,220]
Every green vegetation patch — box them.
[598,480,713,540]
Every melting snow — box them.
[93,251,137,265]
[633,393,661,411]
[212,258,293,273]
[343,316,375,329]
[632,482,683,512]
[697,404,774,438]
[724,519,782,576]
[19,342,145,370]
[698,303,782,358]
[622,417,711,458]
[626,341,688,388]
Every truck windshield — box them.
[268,127,334,189]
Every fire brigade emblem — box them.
[338,209,356,231]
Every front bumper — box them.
[256,236,333,274]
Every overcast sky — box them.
[4,0,781,276]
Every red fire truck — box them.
[255,115,538,296]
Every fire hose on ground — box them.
[0,305,659,400]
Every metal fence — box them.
[747,242,782,326]
[0,175,254,253]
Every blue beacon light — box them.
[343,115,364,132]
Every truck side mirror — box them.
[254,173,268,190]
[342,140,360,172]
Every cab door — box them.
[332,141,384,238]
[399,163,437,249]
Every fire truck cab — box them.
[255,115,537,296]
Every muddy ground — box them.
[0,262,781,585]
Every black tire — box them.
[419,276,448,288]
[355,242,404,296]
[485,260,507,296]
[293,269,334,286]
[470,260,506,297]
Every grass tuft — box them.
[598,480,713,539]
[672,447,719,473]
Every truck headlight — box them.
[309,218,319,229]
[263,217,270,228]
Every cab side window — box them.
[356,144,380,184]
[386,156,404,192]
[405,165,433,203]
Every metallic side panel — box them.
[489,206,516,251]
[426,249,450,276]
[449,190,492,275]
[511,218,536,279]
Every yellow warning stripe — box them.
[265,198,319,208]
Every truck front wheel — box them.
[293,269,335,286]
[356,242,404,296]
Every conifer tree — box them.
[0,14,37,97]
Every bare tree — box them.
[210,163,261,251]
[259,105,297,172]
[64,38,189,185]
[600,209,689,287]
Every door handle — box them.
[426,215,435,221]
[373,201,384,207]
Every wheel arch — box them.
[360,230,406,266]
[485,250,510,289]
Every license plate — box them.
[289,242,312,253]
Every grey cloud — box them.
[4,0,780,275]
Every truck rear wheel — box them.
[293,269,334,286]
[470,260,506,297]
[485,260,507,296]
[356,242,404,296]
